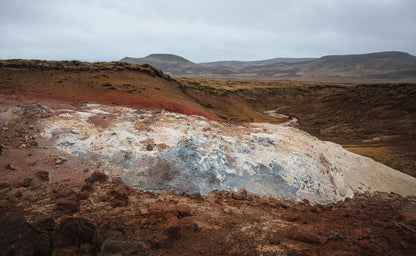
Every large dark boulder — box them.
[0,216,52,256]
[53,217,96,248]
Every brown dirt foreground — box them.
[1,177,415,256]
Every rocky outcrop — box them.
[38,103,416,204]
[0,217,52,256]
[53,217,96,248]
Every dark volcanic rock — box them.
[147,202,177,217]
[281,213,299,222]
[94,222,127,249]
[0,183,10,190]
[176,204,192,217]
[33,218,56,232]
[164,215,181,239]
[85,170,108,183]
[232,188,247,200]
[36,171,50,181]
[81,183,94,192]
[54,217,96,248]
[287,226,321,244]
[268,232,281,245]
[56,191,80,213]
[94,218,149,252]
[180,216,199,233]
[99,239,153,256]
[327,231,342,241]
[109,185,129,208]
[0,216,52,256]
[22,178,33,187]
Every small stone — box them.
[0,183,11,190]
[36,171,50,181]
[281,213,299,222]
[109,186,129,208]
[79,191,90,200]
[223,208,233,214]
[33,218,56,231]
[287,226,321,244]
[302,199,311,206]
[232,188,247,200]
[311,204,323,213]
[111,177,122,185]
[20,143,27,148]
[164,215,181,239]
[56,157,67,165]
[327,231,342,241]
[190,193,203,201]
[81,183,94,192]
[56,191,80,213]
[268,233,281,245]
[101,82,112,87]
[22,178,33,187]
[79,243,97,254]
[148,202,177,217]
[99,239,153,256]
[146,144,154,151]
[180,216,199,233]
[5,164,17,171]
[85,170,108,183]
[176,204,192,217]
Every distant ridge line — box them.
[121,51,416,81]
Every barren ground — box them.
[0,62,415,255]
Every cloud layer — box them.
[1,0,415,62]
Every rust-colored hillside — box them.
[0,60,220,121]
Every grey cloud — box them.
[0,0,415,62]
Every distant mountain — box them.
[121,54,235,76]
[199,57,315,69]
[300,51,416,80]
[122,54,196,70]
[122,51,416,81]
[309,51,416,71]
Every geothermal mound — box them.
[26,103,415,204]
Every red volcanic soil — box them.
[1,177,415,256]
[0,66,221,121]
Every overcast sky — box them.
[1,0,415,62]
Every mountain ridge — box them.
[122,51,416,81]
